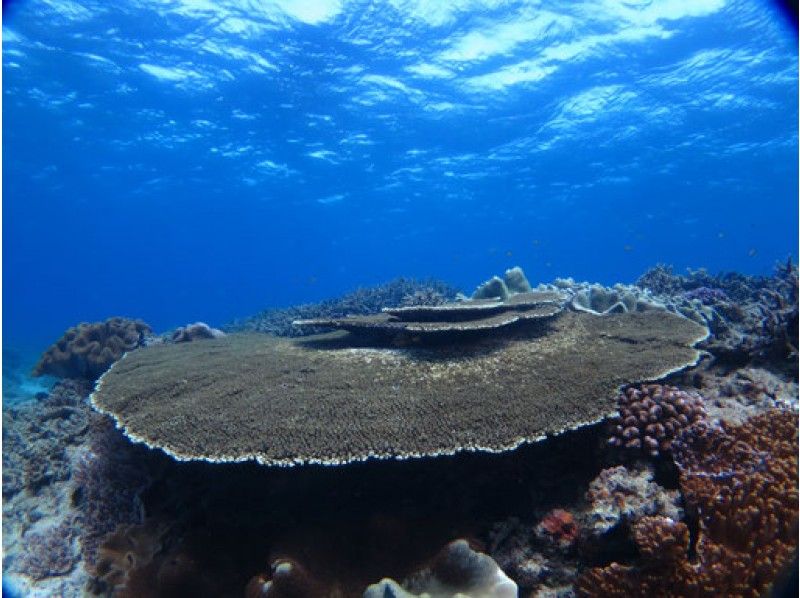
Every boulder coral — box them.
[577,409,799,597]
[33,317,151,380]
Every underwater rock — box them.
[364,540,517,598]
[33,317,152,380]
[578,409,799,597]
[607,384,706,456]
[171,321,225,342]
[90,310,707,466]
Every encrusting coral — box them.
[607,385,706,456]
[33,317,152,380]
[577,408,799,597]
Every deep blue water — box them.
[3,0,798,356]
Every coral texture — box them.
[33,317,151,380]
[578,409,799,597]
[608,385,706,456]
[91,310,706,466]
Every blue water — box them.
[3,0,798,355]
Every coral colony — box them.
[3,265,797,597]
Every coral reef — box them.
[607,385,706,456]
[675,363,798,425]
[535,509,579,550]
[578,409,799,597]
[637,261,798,369]
[33,317,152,380]
[91,310,706,466]
[584,465,682,537]
[73,415,154,570]
[570,284,666,315]
[2,380,96,596]
[170,321,225,342]
[225,278,460,337]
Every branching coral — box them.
[33,317,151,380]
[608,385,706,456]
[578,409,799,597]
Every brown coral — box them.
[608,385,706,456]
[578,409,799,597]
[33,317,151,380]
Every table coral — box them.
[577,408,799,597]
[33,317,152,380]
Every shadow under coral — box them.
[90,421,607,598]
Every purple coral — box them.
[682,286,729,304]
[608,385,706,457]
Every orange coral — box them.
[537,509,579,549]
[578,409,799,598]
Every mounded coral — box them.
[607,385,706,456]
[364,540,517,598]
[33,317,152,380]
[171,321,225,342]
[578,409,799,597]
[91,310,707,466]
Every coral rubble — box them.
[32,317,152,380]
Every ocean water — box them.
[3,0,798,360]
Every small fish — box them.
[748,248,758,257]
[505,250,513,257]
[623,245,633,252]
[532,239,540,246]
[718,232,725,239]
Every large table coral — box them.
[90,310,707,466]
